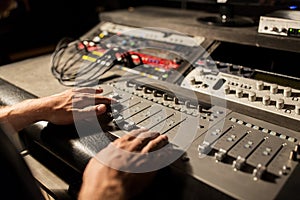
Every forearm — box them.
[0,98,51,132]
[0,87,114,133]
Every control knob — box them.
[295,103,300,115]
[256,81,264,91]
[283,87,292,97]
[270,84,278,94]
[235,89,243,98]
[224,85,230,94]
[252,164,266,181]
[276,98,284,109]
[248,91,256,102]
[262,95,271,106]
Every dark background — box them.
[0,0,297,65]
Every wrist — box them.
[0,98,51,131]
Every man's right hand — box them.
[78,128,169,200]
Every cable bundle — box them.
[50,38,121,87]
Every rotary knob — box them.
[270,84,278,94]
[283,87,292,97]
[263,95,271,106]
[224,85,230,94]
[227,64,233,72]
[276,98,284,109]
[248,91,256,102]
[238,67,244,75]
[295,103,300,115]
[235,89,243,98]
[256,81,264,91]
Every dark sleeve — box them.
[0,126,45,200]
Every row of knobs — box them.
[255,81,292,97]
[224,85,300,114]
[226,81,291,97]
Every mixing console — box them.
[49,21,300,200]
[89,76,300,200]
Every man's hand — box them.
[0,87,115,132]
[42,87,114,125]
[78,128,169,200]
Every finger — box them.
[73,94,116,109]
[94,95,117,104]
[122,127,149,141]
[141,134,168,153]
[128,131,160,151]
[74,87,103,94]
[96,104,107,115]
[74,104,107,119]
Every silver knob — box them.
[235,89,243,98]
[283,87,292,97]
[270,84,278,94]
[263,95,271,106]
[248,91,256,102]
[276,98,284,109]
[295,103,300,115]
[224,85,230,94]
[256,81,264,91]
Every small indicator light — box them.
[289,5,298,10]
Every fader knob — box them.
[174,97,179,105]
[270,84,278,94]
[185,100,191,108]
[214,149,227,162]
[197,105,203,112]
[263,95,271,106]
[153,90,159,97]
[295,103,300,115]
[235,89,243,98]
[283,87,292,97]
[163,93,168,101]
[109,92,120,99]
[252,164,266,181]
[232,156,246,171]
[276,98,284,109]
[289,150,297,161]
[143,87,151,94]
[256,81,264,91]
[248,92,256,102]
